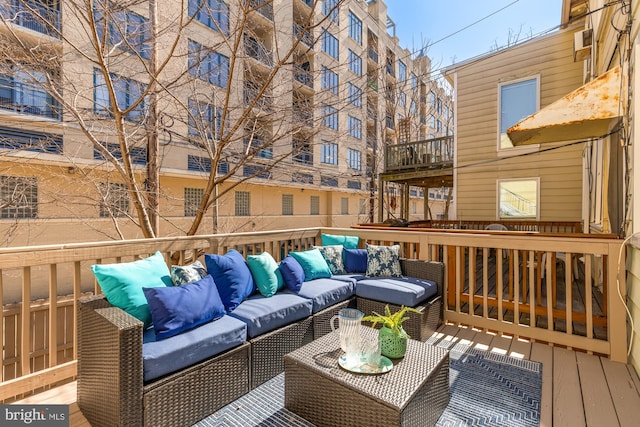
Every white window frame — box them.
[496,177,540,220]
[497,75,540,154]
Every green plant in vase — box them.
[362,305,422,359]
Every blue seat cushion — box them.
[142,315,247,382]
[297,278,355,313]
[331,274,366,283]
[229,291,312,338]
[355,276,438,307]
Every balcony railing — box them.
[368,47,378,63]
[293,104,313,126]
[243,83,273,112]
[244,36,273,66]
[0,226,627,401]
[250,0,273,20]
[0,0,60,38]
[293,23,314,47]
[0,90,61,120]
[293,66,313,88]
[384,136,454,171]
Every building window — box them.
[235,191,250,216]
[322,0,339,24]
[321,141,338,165]
[498,178,539,219]
[348,116,361,139]
[322,104,338,130]
[322,30,339,60]
[348,11,362,44]
[398,61,406,81]
[94,1,150,59]
[94,142,147,165]
[347,148,361,171]
[398,92,406,107]
[347,83,362,107]
[499,76,539,149]
[321,176,338,187]
[348,180,361,190]
[188,0,229,34]
[411,73,418,90]
[0,68,61,120]
[244,136,272,159]
[184,187,204,217]
[429,91,436,108]
[187,155,211,172]
[310,195,320,215]
[188,40,229,87]
[188,98,221,140]
[292,137,313,165]
[282,194,293,215]
[94,69,146,121]
[293,172,314,184]
[436,120,442,133]
[99,182,129,218]
[0,175,37,219]
[348,49,362,76]
[429,115,435,128]
[0,126,62,154]
[359,198,367,214]
[321,66,339,95]
[243,164,270,179]
[341,197,349,214]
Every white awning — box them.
[507,66,623,146]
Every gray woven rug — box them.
[194,346,541,427]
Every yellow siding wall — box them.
[453,29,585,221]
[627,245,640,373]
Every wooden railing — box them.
[0,227,626,401]
[384,136,454,172]
[410,219,584,234]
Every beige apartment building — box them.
[0,0,452,246]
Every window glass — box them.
[347,148,361,170]
[188,40,229,87]
[348,50,362,76]
[498,179,538,219]
[0,175,37,218]
[499,77,538,149]
[188,0,229,34]
[348,11,362,44]
[322,0,339,24]
[321,141,338,165]
[322,104,338,130]
[184,187,204,217]
[398,61,406,81]
[348,83,362,107]
[348,116,361,139]
[235,191,250,216]
[322,66,339,95]
[310,195,320,215]
[322,30,339,60]
[282,194,293,215]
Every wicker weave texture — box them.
[250,316,314,389]
[284,328,449,427]
[143,343,250,427]
[77,295,250,427]
[312,298,355,339]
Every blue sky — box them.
[385,0,562,69]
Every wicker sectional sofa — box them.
[77,252,444,427]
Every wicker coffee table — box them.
[284,327,449,427]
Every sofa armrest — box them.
[77,294,144,427]
[400,259,444,297]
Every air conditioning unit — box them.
[573,28,593,62]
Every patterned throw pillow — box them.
[365,244,403,278]
[314,245,346,275]
[171,260,207,286]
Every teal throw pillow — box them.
[314,245,346,275]
[170,260,207,286]
[91,251,172,326]
[365,244,403,278]
[247,252,284,297]
[290,248,332,281]
[321,233,359,249]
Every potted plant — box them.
[362,305,422,359]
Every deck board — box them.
[13,323,640,427]
[576,351,618,426]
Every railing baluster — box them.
[21,266,31,376]
[73,261,81,361]
[468,247,475,316]
[529,251,536,328]
[482,248,488,318]
[565,253,573,336]
[497,249,504,322]
[585,255,593,341]
[546,251,553,331]
[514,250,520,325]
[455,246,461,313]
[48,264,57,368]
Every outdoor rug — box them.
[194,346,542,427]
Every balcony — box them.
[368,47,378,63]
[384,136,454,172]
[250,0,274,21]
[244,36,273,66]
[293,66,313,88]
[385,115,394,130]
[293,104,313,127]
[243,82,273,112]
[1,226,636,426]
[0,0,60,38]
[0,79,61,120]
[293,23,314,47]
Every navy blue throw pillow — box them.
[143,275,225,340]
[344,248,368,273]
[204,249,255,312]
[279,255,305,293]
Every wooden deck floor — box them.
[15,322,640,427]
